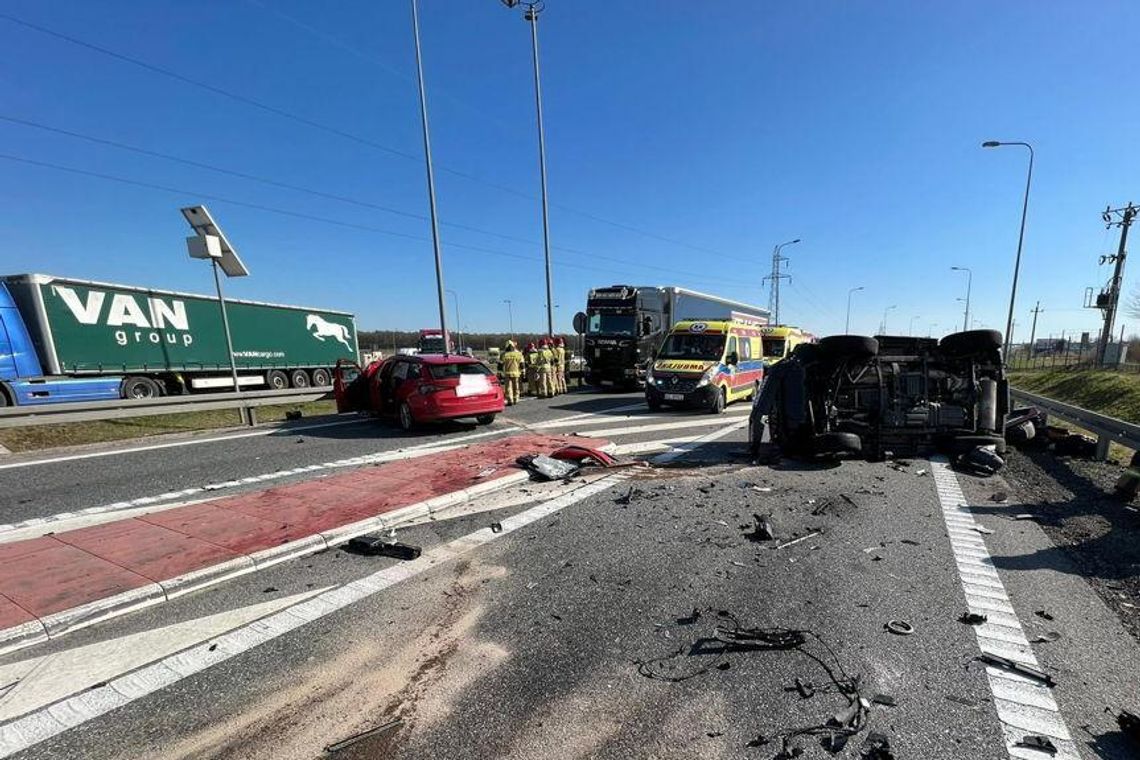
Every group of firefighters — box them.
[497,337,569,405]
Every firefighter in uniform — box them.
[499,340,523,405]
[524,342,540,397]
[553,337,568,394]
[538,339,555,398]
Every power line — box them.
[0,114,759,289]
[0,10,745,263]
[0,152,758,293]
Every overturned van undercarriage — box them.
[751,331,1009,461]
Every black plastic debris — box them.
[490,522,503,534]
[795,677,816,699]
[1031,631,1062,644]
[614,486,640,505]
[676,608,702,625]
[746,734,770,748]
[822,733,849,752]
[346,535,422,561]
[744,513,775,542]
[871,694,897,707]
[516,454,579,481]
[959,612,988,625]
[990,492,1010,503]
[1035,609,1055,621]
[976,652,1055,687]
[262,586,278,593]
[325,718,404,754]
[1014,735,1057,755]
[958,445,1005,475]
[861,732,895,759]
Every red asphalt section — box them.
[0,433,597,632]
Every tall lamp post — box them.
[845,286,864,333]
[503,299,514,337]
[951,266,972,332]
[410,0,450,355]
[502,0,555,338]
[982,140,1034,357]
[446,289,463,352]
[908,315,921,336]
[879,304,897,334]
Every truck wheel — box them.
[289,369,311,388]
[939,330,1003,358]
[265,370,289,390]
[310,368,332,387]
[121,376,161,399]
[814,431,862,454]
[710,386,727,414]
[476,414,496,425]
[398,402,416,431]
[818,335,878,361]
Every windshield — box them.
[587,313,635,335]
[657,333,726,360]
[427,362,492,380]
[763,339,787,358]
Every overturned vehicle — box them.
[751,331,1008,461]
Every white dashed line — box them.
[930,457,1078,760]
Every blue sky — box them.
[2,1,1137,342]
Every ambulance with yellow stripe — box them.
[645,319,768,413]
[759,325,816,363]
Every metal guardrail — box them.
[1011,387,1140,460]
[0,387,334,429]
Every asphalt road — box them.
[0,389,1138,760]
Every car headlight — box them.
[696,366,718,388]
[645,369,654,384]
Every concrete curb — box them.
[0,470,532,657]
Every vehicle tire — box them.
[289,369,311,388]
[398,402,416,431]
[818,335,878,361]
[950,433,1007,455]
[476,414,496,425]
[792,343,824,364]
[814,431,862,454]
[0,388,9,407]
[646,395,662,411]
[1006,420,1035,445]
[265,370,289,390]
[939,330,1003,357]
[310,368,332,387]
[121,376,161,399]
[709,386,727,414]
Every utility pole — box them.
[1096,203,1136,366]
[1029,300,1043,350]
[763,238,800,325]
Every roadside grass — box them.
[0,400,339,453]
[1009,369,1140,464]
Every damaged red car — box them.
[334,354,504,431]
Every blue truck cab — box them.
[0,283,122,406]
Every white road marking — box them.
[0,588,328,722]
[0,419,743,757]
[930,458,1078,760]
[522,401,653,428]
[568,411,749,439]
[0,418,368,471]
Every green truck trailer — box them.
[1,273,358,401]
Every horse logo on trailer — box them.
[306,314,353,350]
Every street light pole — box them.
[503,1,555,338]
[503,299,514,337]
[845,286,864,334]
[880,304,897,335]
[410,0,450,356]
[909,315,920,336]
[446,289,462,352]
[951,266,972,332]
[982,140,1034,357]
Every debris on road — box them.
[958,445,1005,476]
[777,532,821,550]
[345,535,422,561]
[971,525,995,535]
[976,652,1055,687]
[959,612,987,625]
[861,732,895,759]
[915,468,928,476]
[324,718,404,754]
[676,608,702,625]
[516,454,580,481]
[1035,609,1055,621]
[794,677,815,699]
[490,522,503,534]
[1014,735,1057,755]
[744,513,775,542]
[1031,631,1062,644]
[475,466,498,479]
[991,491,1010,503]
[614,486,641,505]
[870,693,897,707]
[884,620,914,636]
[550,444,620,467]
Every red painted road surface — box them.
[0,434,599,633]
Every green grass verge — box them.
[1008,369,1140,423]
[0,400,339,453]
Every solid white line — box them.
[929,457,1078,759]
[569,412,749,439]
[0,418,369,471]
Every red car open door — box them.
[333,359,363,413]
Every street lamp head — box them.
[500,0,520,6]
[791,238,801,244]
[982,140,1001,148]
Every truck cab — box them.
[583,286,665,388]
[0,283,121,406]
